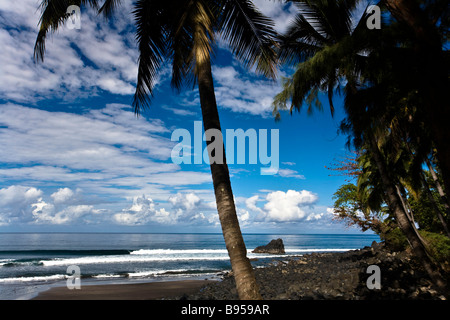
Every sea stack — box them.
[252,238,285,254]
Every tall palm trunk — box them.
[368,133,448,294]
[196,56,262,300]
[426,158,450,212]
[419,170,450,238]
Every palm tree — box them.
[382,0,450,200]
[272,0,372,118]
[34,0,278,300]
[274,0,449,294]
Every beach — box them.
[0,233,381,300]
[31,241,447,300]
[32,279,214,300]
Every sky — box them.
[0,0,367,234]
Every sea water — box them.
[0,233,379,300]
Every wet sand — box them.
[32,280,214,300]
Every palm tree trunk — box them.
[426,158,450,212]
[196,56,262,300]
[420,165,450,238]
[367,133,448,295]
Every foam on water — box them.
[0,233,380,299]
[0,274,66,283]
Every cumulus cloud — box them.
[245,195,264,215]
[168,192,218,225]
[113,192,217,226]
[263,190,318,222]
[169,192,202,211]
[0,186,98,225]
[32,200,95,225]
[0,186,43,225]
[243,190,330,223]
[51,188,75,205]
[0,185,334,229]
[112,189,331,228]
[113,195,170,225]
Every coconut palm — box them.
[272,0,373,119]
[34,0,278,300]
[343,86,448,288]
[381,0,450,201]
[274,0,449,294]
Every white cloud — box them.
[263,190,317,222]
[244,190,324,223]
[0,103,192,194]
[0,186,43,225]
[0,186,99,225]
[245,195,264,214]
[169,192,202,211]
[237,208,250,225]
[32,199,95,225]
[113,195,169,225]
[161,105,198,116]
[253,0,297,34]
[51,188,75,205]
[167,192,218,225]
[277,168,306,179]
[113,192,217,226]
[0,0,138,102]
[0,102,220,226]
[0,1,290,119]
[211,65,280,117]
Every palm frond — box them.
[287,37,356,115]
[274,0,366,118]
[34,0,72,62]
[277,13,326,64]
[296,0,358,39]
[132,0,170,114]
[34,0,100,62]
[219,0,278,79]
[98,0,121,17]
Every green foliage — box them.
[410,190,447,233]
[332,182,391,235]
[380,227,409,251]
[420,231,450,264]
[35,0,278,114]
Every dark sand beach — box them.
[31,242,448,300]
[32,280,215,300]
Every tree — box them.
[274,0,449,294]
[272,0,373,119]
[332,183,390,234]
[382,0,450,198]
[34,0,278,300]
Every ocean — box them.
[0,233,380,300]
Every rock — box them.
[170,239,446,301]
[252,238,285,254]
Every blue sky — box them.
[0,0,365,234]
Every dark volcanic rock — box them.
[252,239,285,254]
[179,241,448,300]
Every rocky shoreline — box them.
[180,242,448,300]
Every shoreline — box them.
[31,279,215,300]
[28,242,448,300]
[181,242,448,300]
